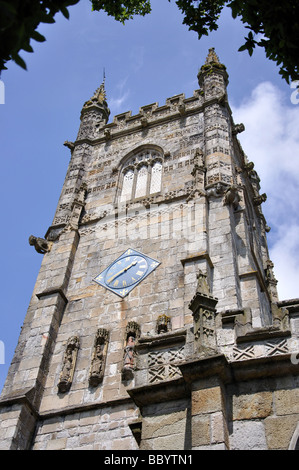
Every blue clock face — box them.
[94,248,160,298]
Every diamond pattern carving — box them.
[148,347,184,384]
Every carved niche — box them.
[89,328,109,387]
[156,314,171,334]
[122,321,140,381]
[58,336,80,393]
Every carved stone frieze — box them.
[148,346,184,384]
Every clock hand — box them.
[107,260,137,283]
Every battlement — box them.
[76,90,205,143]
[110,91,203,129]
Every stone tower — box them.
[1,49,299,451]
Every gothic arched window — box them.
[119,148,163,202]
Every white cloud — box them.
[231,82,299,301]
[109,76,130,114]
[110,91,130,113]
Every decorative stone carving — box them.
[104,129,111,141]
[156,314,171,334]
[189,270,218,356]
[62,182,87,233]
[265,259,279,302]
[206,182,226,198]
[232,123,245,135]
[63,141,75,151]
[253,193,267,206]
[271,303,290,331]
[148,347,184,384]
[89,328,109,387]
[224,184,240,210]
[58,336,80,393]
[245,161,261,193]
[29,235,52,254]
[77,80,110,140]
[178,103,186,116]
[122,321,140,381]
[196,269,210,296]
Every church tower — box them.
[1,49,299,451]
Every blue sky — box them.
[0,0,298,392]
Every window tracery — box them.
[119,149,163,202]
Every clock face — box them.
[94,248,160,298]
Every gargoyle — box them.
[29,235,51,254]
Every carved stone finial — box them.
[80,78,110,129]
[29,235,51,254]
[205,47,221,65]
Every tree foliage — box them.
[0,0,151,73]
[0,0,298,85]
[174,0,299,84]
[0,1,80,72]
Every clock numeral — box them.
[113,280,119,287]
[122,280,127,287]
[136,270,144,276]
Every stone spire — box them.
[77,77,110,140]
[205,47,221,65]
[197,47,229,90]
[81,78,110,123]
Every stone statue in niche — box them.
[196,269,210,296]
[89,328,109,387]
[58,336,80,393]
[29,235,52,254]
[156,314,171,334]
[122,321,140,381]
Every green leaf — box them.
[31,30,46,43]
[60,6,70,19]
[13,53,27,70]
